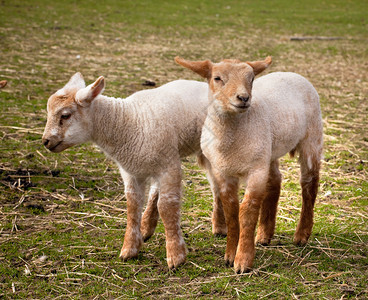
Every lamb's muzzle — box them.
[233,94,250,109]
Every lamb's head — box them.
[42,72,105,153]
[175,56,272,114]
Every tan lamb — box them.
[175,56,323,273]
[42,73,229,269]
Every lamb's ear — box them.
[55,72,86,96]
[75,76,105,107]
[175,56,213,79]
[64,72,86,91]
[246,56,272,76]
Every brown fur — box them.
[256,160,282,245]
[156,164,187,268]
[120,190,144,259]
[235,169,269,272]
[219,177,240,265]
[294,153,321,244]
[174,57,212,79]
[210,171,240,265]
[140,186,160,241]
[0,80,7,89]
[176,56,265,114]
[246,56,272,76]
[43,92,79,151]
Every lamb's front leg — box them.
[234,170,268,273]
[119,175,145,260]
[199,158,239,264]
[157,165,187,269]
[198,153,227,236]
[216,174,240,266]
[198,156,240,264]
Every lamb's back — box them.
[251,72,320,159]
[126,80,209,157]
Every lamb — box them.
[175,56,323,273]
[42,72,228,269]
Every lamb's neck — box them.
[90,95,142,158]
[207,105,245,139]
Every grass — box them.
[0,0,367,298]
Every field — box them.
[0,0,367,298]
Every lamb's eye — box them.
[61,113,71,120]
[214,76,222,82]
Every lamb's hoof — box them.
[141,227,155,242]
[235,265,252,274]
[233,253,254,274]
[224,252,235,267]
[167,252,186,269]
[119,247,139,261]
[167,254,186,270]
[213,226,227,237]
[142,233,153,242]
[255,236,272,246]
[293,231,311,246]
[166,243,187,269]
[141,217,158,242]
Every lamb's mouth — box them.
[49,141,63,152]
[231,103,249,110]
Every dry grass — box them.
[0,0,367,298]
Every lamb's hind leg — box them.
[141,182,159,241]
[256,160,281,245]
[157,164,187,269]
[294,153,321,245]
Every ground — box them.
[0,0,367,298]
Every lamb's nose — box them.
[237,95,249,103]
[42,138,50,147]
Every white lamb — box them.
[42,73,228,269]
[175,56,323,273]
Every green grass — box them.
[1,0,367,298]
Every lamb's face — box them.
[42,89,88,153]
[42,72,104,153]
[175,56,272,115]
[209,61,255,114]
